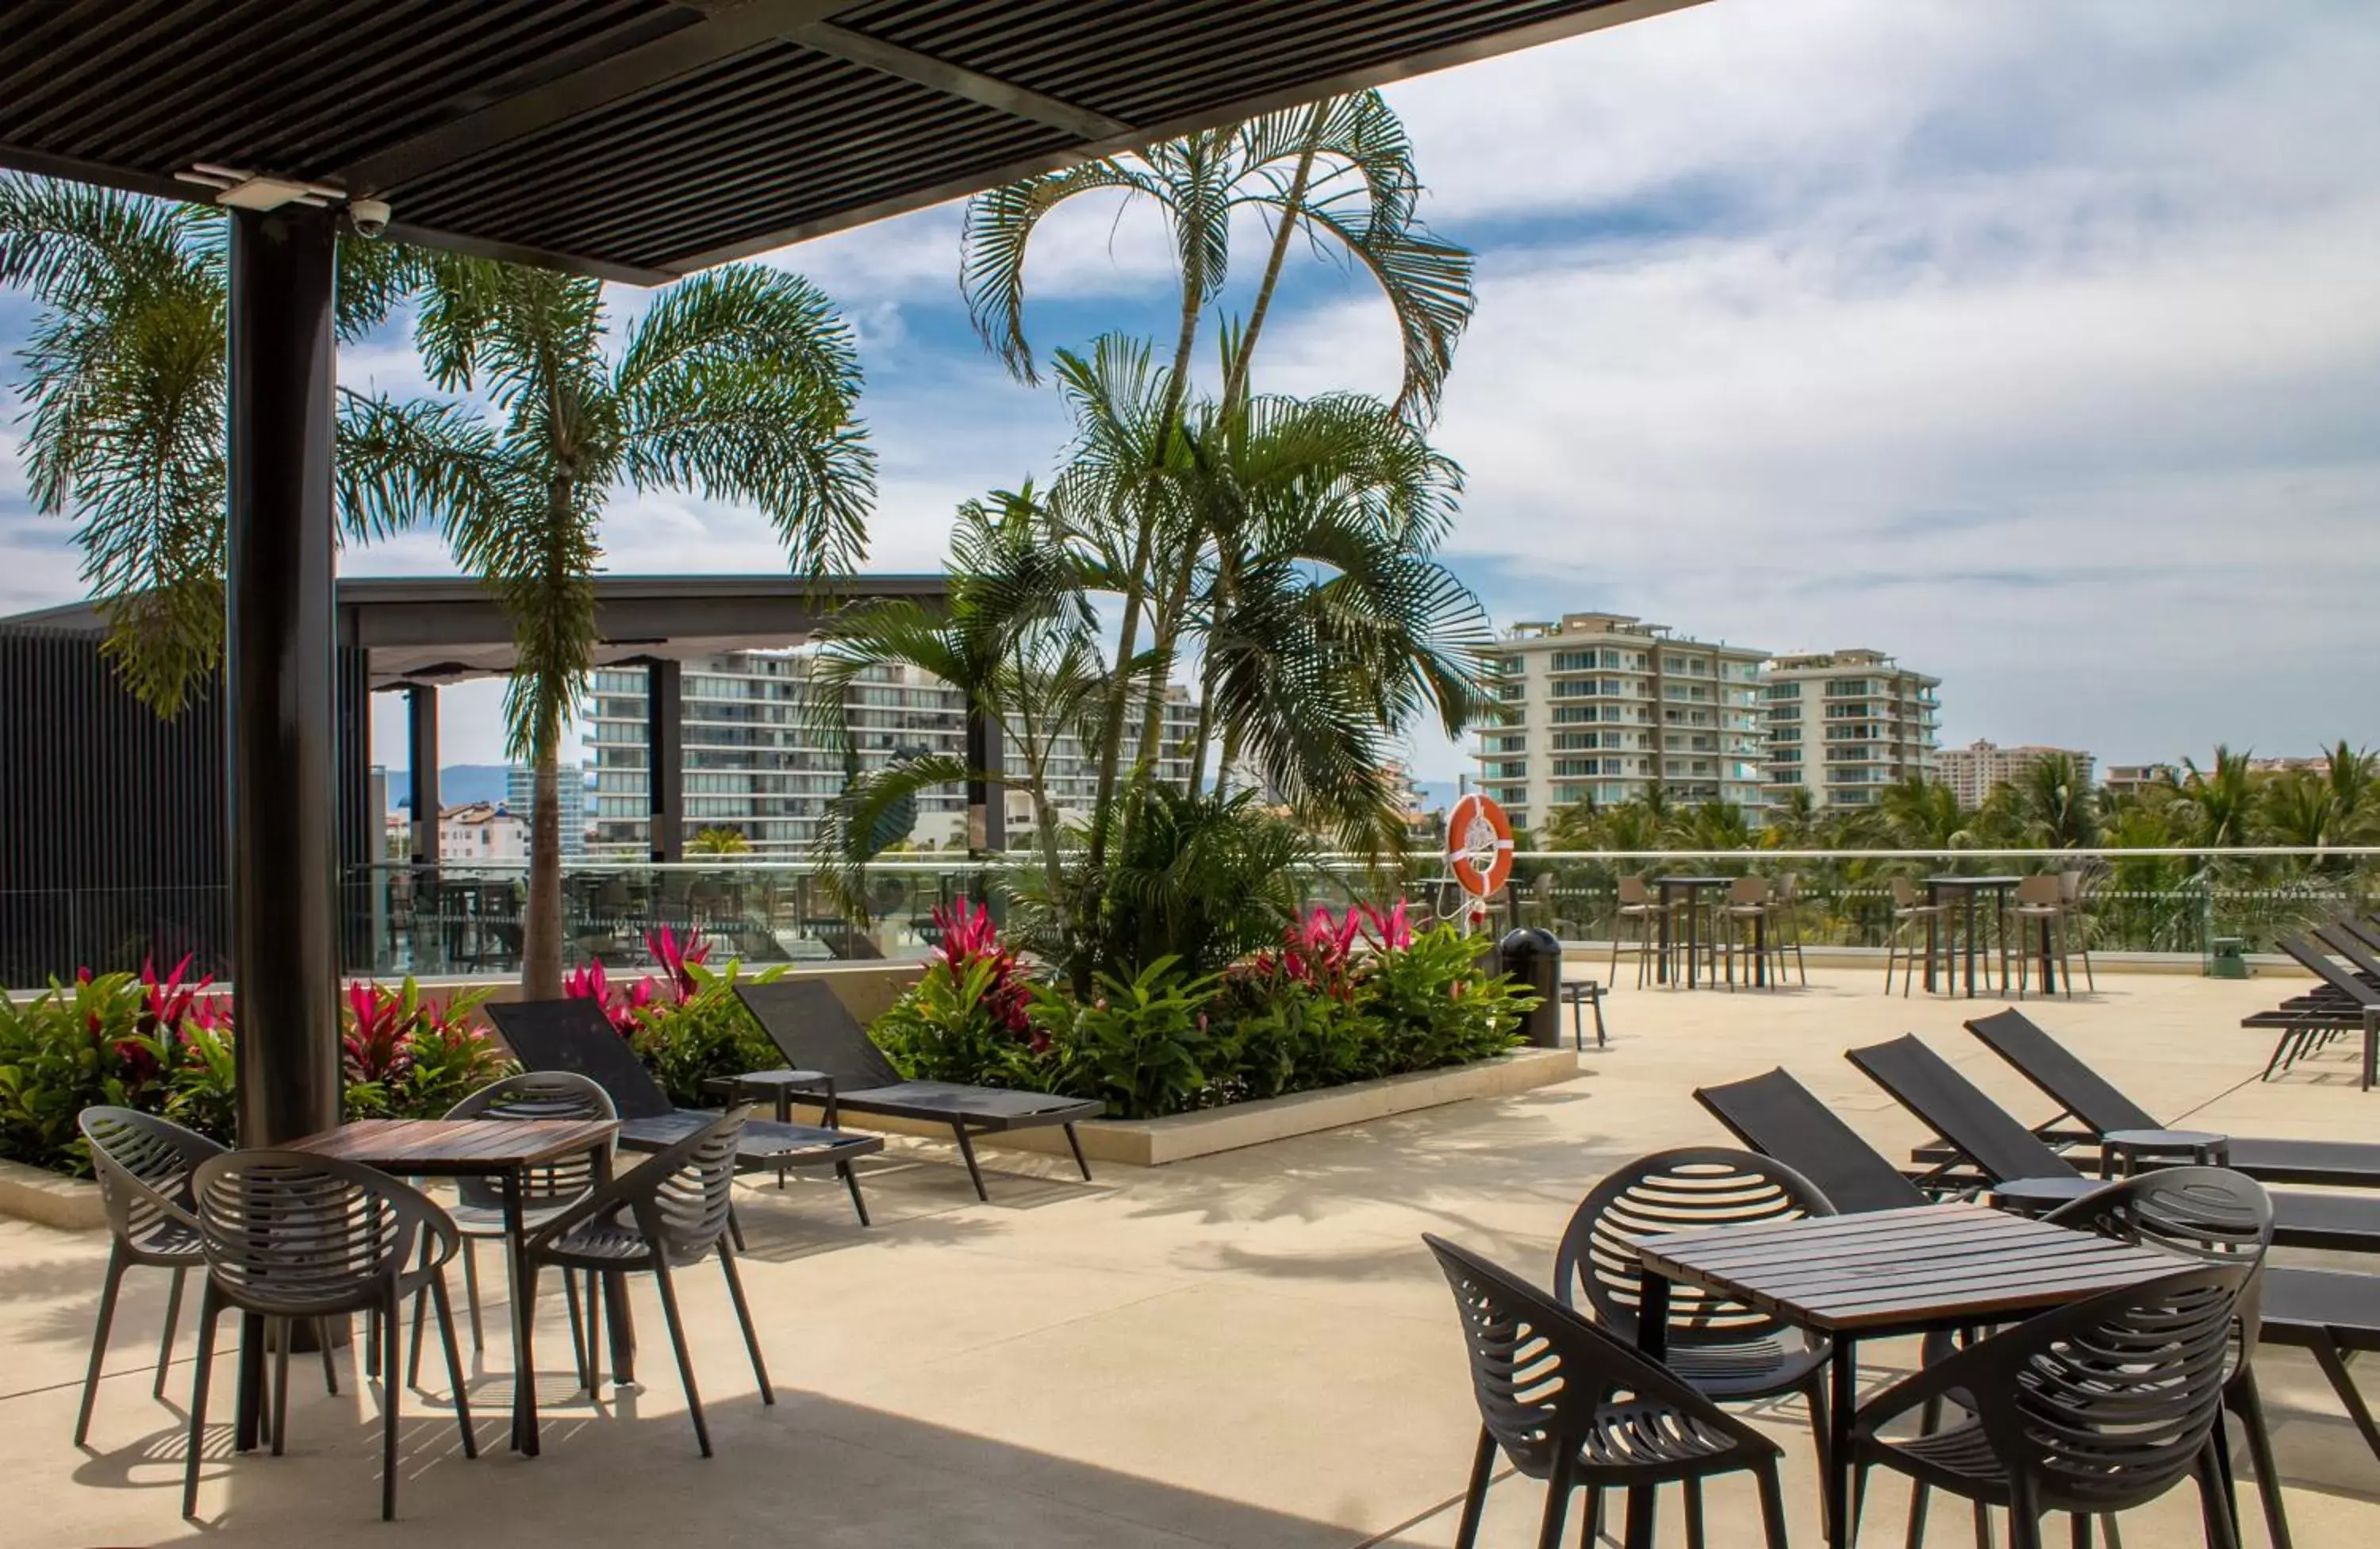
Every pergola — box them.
[0,0,1702,1144]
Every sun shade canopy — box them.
[0,0,1700,283]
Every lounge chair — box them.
[1846,1034,2380,1253]
[2252,936,2380,1090]
[734,978,1103,1201]
[1966,1006,2380,1188]
[485,998,882,1224]
[1691,1068,1931,1213]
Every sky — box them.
[3,0,2378,783]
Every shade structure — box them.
[0,0,1702,283]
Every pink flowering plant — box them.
[566,930,781,1105]
[872,901,1051,1089]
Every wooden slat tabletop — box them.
[287,1118,618,1174]
[1637,1201,2178,1333]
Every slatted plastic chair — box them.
[1554,1147,1837,1512]
[75,1108,225,1444]
[2046,1169,2290,1549]
[414,1070,616,1383]
[520,1105,767,1458]
[1424,1233,1788,1549]
[1847,1261,2250,1549]
[184,1150,476,1521]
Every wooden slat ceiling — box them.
[0,0,1699,283]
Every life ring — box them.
[1446,793,1514,898]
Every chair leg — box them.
[1755,1458,1790,1549]
[517,1260,542,1454]
[1536,1454,1573,1549]
[718,1240,773,1404]
[460,1236,485,1352]
[74,1243,129,1446]
[652,1257,711,1457]
[563,1270,589,1390]
[2071,1515,2091,1549]
[1453,1425,1495,1549]
[2232,1373,2292,1549]
[836,1161,872,1226]
[727,1201,747,1253]
[381,1292,401,1521]
[182,1285,221,1519]
[154,1263,187,1400]
[271,1318,291,1456]
[428,1267,478,1459]
[1591,987,1607,1047]
[1906,1393,1942,1549]
[2198,1439,2240,1549]
[317,1316,340,1396]
[1683,1477,1706,1549]
[1063,1122,1093,1182]
[2310,1336,2380,1459]
[1580,1485,1602,1549]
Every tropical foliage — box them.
[565,927,788,1106]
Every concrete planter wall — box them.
[784,1045,1581,1168]
[0,1158,106,1231]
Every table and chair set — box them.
[1426,1004,2380,1549]
[69,985,1107,1522]
[1610,873,1811,991]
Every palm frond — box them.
[959,160,1154,383]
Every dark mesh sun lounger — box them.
[2263,936,2380,1089]
[486,997,882,1223]
[1966,1005,2380,1188]
[1692,1068,1930,1213]
[735,978,1103,1201]
[1846,1034,2380,1253]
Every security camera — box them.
[348,198,391,239]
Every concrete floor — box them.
[4,967,2374,1547]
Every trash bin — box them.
[2206,937,2250,979]
[1498,927,1564,1048]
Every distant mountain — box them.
[381,764,515,813]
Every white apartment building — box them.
[1472,613,1768,832]
[1935,740,2097,809]
[1762,650,1940,810]
[438,801,528,862]
[587,652,1198,857]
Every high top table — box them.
[1633,1201,2178,1549]
[1924,874,2021,997]
[288,1117,620,1456]
[1654,875,1733,987]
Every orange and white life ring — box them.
[1446,793,1514,898]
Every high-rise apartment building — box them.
[1935,740,2097,809]
[1472,613,1767,832]
[1762,650,1940,810]
[506,762,587,856]
[587,652,1197,857]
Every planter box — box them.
[0,1157,106,1231]
[785,1046,1581,1168]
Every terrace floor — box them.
[5,967,2374,1547]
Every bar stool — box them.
[1608,875,1675,988]
[2011,874,2078,999]
[1718,876,1772,990]
[1764,872,1809,987]
[1883,876,1945,997]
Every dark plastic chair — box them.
[426,1070,616,1371]
[1692,1068,1932,1214]
[1423,1233,1788,1549]
[2045,1169,2290,1549]
[184,1150,476,1521]
[1848,1262,2250,1549]
[520,1105,767,1458]
[1554,1147,1837,1497]
[75,1107,223,1445]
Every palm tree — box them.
[960,93,1476,859]
[1879,774,1973,851]
[368,256,873,996]
[2320,741,2377,839]
[689,827,753,857]
[0,175,418,707]
[2178,746,2257,848]
[2014,751,2098,848]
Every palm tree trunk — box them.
[1215,718,1246,800]
[1223,102,1326,415]
[1085,544,1149,867]
[520,734,565,998]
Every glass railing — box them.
[6,847,2378,987]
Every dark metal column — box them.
[226,205,341,1147]
[647,659,684,863]
[406,684,440,865]
[965,701,1006,853]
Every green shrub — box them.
[1032,957,1219,1120]
[627,959,788,1107]
[871,899,1045,1087]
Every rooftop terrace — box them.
[5,967,2372,1546]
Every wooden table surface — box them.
[1637,1200,2178,1332]
[286,1117,618,1173]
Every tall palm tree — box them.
[1879,774,1974,851]
[2014,751,2099,848]
[2178,745,2257,848]
[0,175,418,708]
[960,93,1476,859]
[369,256,873,996]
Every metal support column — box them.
[964,702,1006,854]
[647,659,684,863]
[406,684,440,864]
[225,205,341,1148]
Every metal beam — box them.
[406,684,439,867]
[965,704,1005,855]
[339,0,854,199]
[788,23,1131,140]
[647,659,685,864]
[225,204,342,1149]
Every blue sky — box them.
[4,0,2378,782]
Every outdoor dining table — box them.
[1632,1200,2179,1549]
[1654,875,1734,987]
[284,1117,620,1458]
[1923,874,2022,997]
